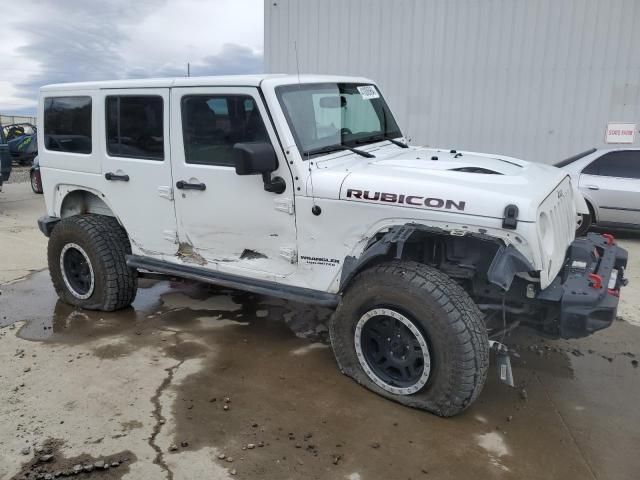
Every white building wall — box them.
[265,0,640,163]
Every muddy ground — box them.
[1,182,639,480]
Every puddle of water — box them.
[2,271,640,479]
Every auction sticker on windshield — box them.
[357,85,380,100]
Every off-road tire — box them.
[30,171,42,194]
[48,214,137,311]
[330,261,489,417]
[576,213,592,237]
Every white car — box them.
[557,148,640,235]
[35,75,628,416]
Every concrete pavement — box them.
[1,180,639,480]
[0,181,47,284]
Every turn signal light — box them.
[588,273,602,289]
[602,233,615,245]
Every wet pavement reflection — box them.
[1,271,639,479]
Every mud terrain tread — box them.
[330,260,489,417]
[96,215,138,307]
[48,214,137,311]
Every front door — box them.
[99,89,178,255]
[170,87,297,278]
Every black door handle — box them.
[105,172,130,182]
[176,180,206,191]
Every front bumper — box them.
[538,233,628,339]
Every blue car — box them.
[3,123,37,166]
[0,127,11,191]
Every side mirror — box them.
[234,142,278,175]
[233,142,286,194]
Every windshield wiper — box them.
[305,144,375,158]
[356,134,408,148]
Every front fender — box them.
[339,224,533,293]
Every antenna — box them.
[187,62,190,77]
[294,41,318,210]
[294,41,301,85]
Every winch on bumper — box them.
[537,232,628,339]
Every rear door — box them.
[99,89,178,255]
[170,86,297,277]
[579,150,640,226]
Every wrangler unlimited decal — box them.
[346,189,466,211]
[300,255,340,267]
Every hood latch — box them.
[502,204,519,229]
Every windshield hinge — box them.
[502,204,518,229]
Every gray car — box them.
[557,148,640,235]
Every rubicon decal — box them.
[345,189,466,211]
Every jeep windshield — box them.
[276,83,403,159]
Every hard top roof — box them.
[40,74,375,92]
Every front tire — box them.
[48,214,138,311]
[330,261,489,416]
[576,213,592,237]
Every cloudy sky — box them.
[0,0,264,115]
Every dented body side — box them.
[38,74,580,299]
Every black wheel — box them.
[576,213,592,237]
[48,214,137,311]
[330,261,489,416]
[30,171,42,194]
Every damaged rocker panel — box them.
[126,255,339,307]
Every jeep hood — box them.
[310,146,571,222]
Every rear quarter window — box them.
[44,96,92,154]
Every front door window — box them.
[181,95,269,167]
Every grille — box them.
[539,177,576,285]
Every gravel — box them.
[6,166,31,184]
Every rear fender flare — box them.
[54,185,117,220]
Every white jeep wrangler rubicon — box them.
[37,75,628,416]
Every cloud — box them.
[126,44,263,78]
[12,1,159,99]
[0,0,263,114]
[193,44,264,76]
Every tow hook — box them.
[489,340,516,387]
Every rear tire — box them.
[48,214,137,311]
[330,261,489,417]
[30,171,42,194]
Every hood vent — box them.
[450,167,503,175]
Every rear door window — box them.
[181,95,268,167]
[582,151,640,179]
[43,96,92,154]
[106,96,164,160]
